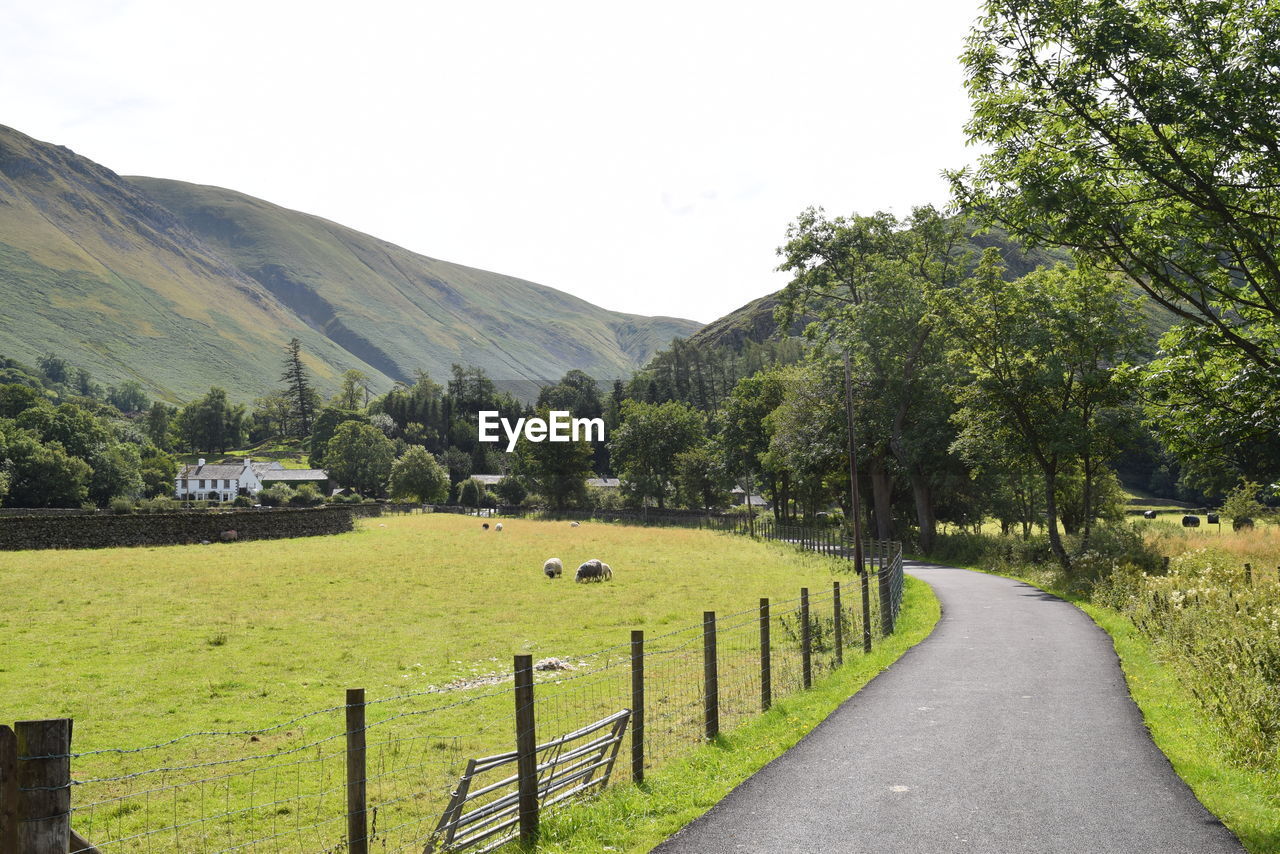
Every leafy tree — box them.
[323,420,395,495]
[37,353,68,385]
[87,442,143,506]
[0,384,46,419]
[512,422,594,510]
[956,0,1280,452]
[388,446,450,504]
[934,251,1141,567]
[138,448,179,499]
[674,443,732,512]
[762,361,848,523]
[494,475,528,506]
[281,338,319,438]
[145,401,175,451]
[176,388,246,453]
[334,369,372,410]
[250,393,294,444]
[609,400,705,509]
[458,477,487,510]
[107,381,149,413]
[440,446,472,488]
[1221,480,1267,527]
[3,433,91,507]
[719,367,789,520]
[309,408,367,468]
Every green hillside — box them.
[0,124,698,403]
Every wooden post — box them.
[800,588,812,689]
[759,598,772,712]
[630,630,645,784]
[861,563,872,653]
[514,655,539,845]
[345,689,368,854]
[15,718,71,854]
[703,612,719,740]
[1244,563,1252,586]
[833,581,843,667]
[1,725,18,854]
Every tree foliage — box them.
[324,420,395,495]
[388,446,450,504]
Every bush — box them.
[587,485,624,511]
[287,483,324,507]
[109,497,134,514]
[232,495,254,508]
[259,484,297,507]
[494,476,527,506]
[138,496,179,513]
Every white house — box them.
[175,458,264,502]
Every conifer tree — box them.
[281,338,318,438]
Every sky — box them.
[2,0,985,325]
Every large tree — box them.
[609,400,705,509]
[324,421,396,495]
[388,446,450,504]
[934,251,1141,567]
[956,0,1280,464]
[281,338,319,438]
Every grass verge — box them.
[973,565,1280,854]
[530,574,941,853]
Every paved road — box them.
[652,562,1243,854]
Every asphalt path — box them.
[651,561,1244,854]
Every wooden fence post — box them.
[514,655,539,846]
[759,598,771,712]
[1244,563,1252,586]
[860,559,872,653]
[1,725,17,854]
[346,689,368,854]
[631,630,645,784]
[800,588,812,689]
[833,581,843,667]
[15,718,71,854]
[703,612,719,740]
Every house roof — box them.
[470,474,505,485]
[586,477,621,489]
[178,463,249,480]
[251,461,286,473]
[259,469,330,482]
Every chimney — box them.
[198,458,206,467]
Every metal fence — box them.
[3,526,903,854]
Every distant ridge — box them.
[0,124,700,402]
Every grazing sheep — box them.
[482,522,490,530]
[495,523,504,532]
[575,559,613,582]
[543,558,563,579]
[570,521,581,528]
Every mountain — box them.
[0,124,699,402]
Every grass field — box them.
[1,513,882,852]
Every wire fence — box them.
[5,525,904,854]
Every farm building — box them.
[253,461,332,493]
[175,458,264,502]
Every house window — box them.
[223,479,230,488]
[199,479,206,489]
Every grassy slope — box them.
[131,177,701,390]
[968,557,1280,854]
[0,123,699,403]
[534,574,941,853]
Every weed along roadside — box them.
[0,514,928,853]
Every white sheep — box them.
[495,523,504,532]
[570,521,581,528]
[543,558,563,579]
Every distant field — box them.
[0,514,860,851]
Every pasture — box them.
[0,513,861,851]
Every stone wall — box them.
[0,506,355,551]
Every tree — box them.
[250,393,294,444]
[145,402,175,450]
[440,446,472,489]
[281,338,319,438]
[388,447,450,504]
[323,420,395,495]
[0,384,47,419]
[934,251,1141,568]
[762,361,849,523]
[37,353,68,385]
[3,433,91,507]
[334,369,372,410]
[309,408,367,468]
[956,0,1280,450]
[609,400,705,509]
[107,381,149,413]
[459,477,487,510]
[176,388,245,453]
[138,448,179,499]
[494,475,528,506]
[720,368,789,520]
[513,408,595,509]
[674,443,732,512]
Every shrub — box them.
[259,484,297,507]
[288,483,324,507]
[231,495,254,508]
[109,497,134,514]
